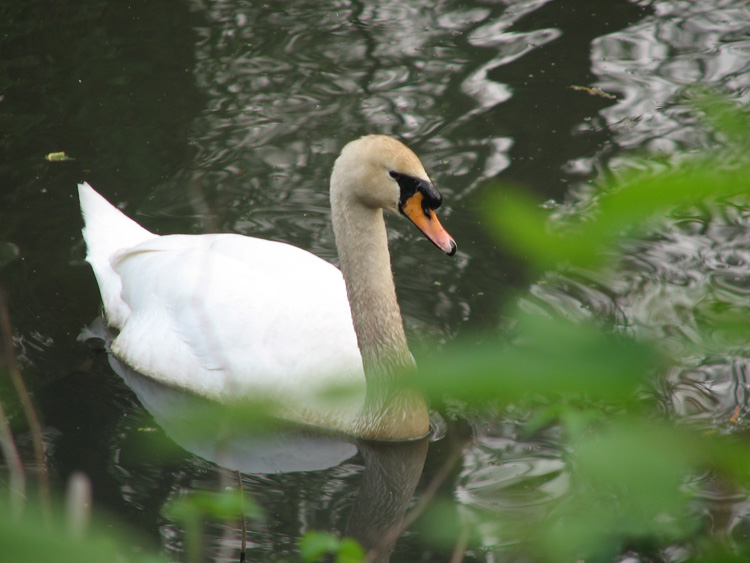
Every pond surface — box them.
[3,0,750,561]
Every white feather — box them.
[78,183,365,412]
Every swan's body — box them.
[79,135,455,440]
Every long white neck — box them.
[331,190,415,377]
[330,176,428,440]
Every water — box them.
[3,0,750,560]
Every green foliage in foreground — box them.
[416,310,750,561]
[412,92,750,561]
[2,93,750,561]
[489,92,750,273]
[167,489,263,563]
[0,505,166,563]
[300,531,366,563]
[419,310,660,403]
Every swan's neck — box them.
[335,204,412,376]
[331,191,429,440]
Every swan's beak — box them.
[400,192,457,256]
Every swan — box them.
[78,135,456,441]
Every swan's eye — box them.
[390,172,420,197]
[392,172,443,210]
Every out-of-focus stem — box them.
[0,289,50,517]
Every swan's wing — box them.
[109,233,365,402]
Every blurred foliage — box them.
[419,310,660,404]
[166,489,262,526]
[300,531,365,563]
[488,92,750,274]
[413,92,750,561]
[3,92,750,561]
[0,503,166,563]
[166,489,262,563]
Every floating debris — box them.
[569,85,616,100]
[0,241,20,268]
[45,151,74,162]
[729,405,741,425]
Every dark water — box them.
[3,0,750,560]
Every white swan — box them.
[79,135,456,441]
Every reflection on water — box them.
[525,0,750,427]
[457,0,750,558]
[107,354,358,474]
[88,328,428,562]
[455,413,567,551]
[4,0,750,559]
[594,0,750,157]
[531,192,750,426]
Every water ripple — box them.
[592,0,750,156]
[528,198,750,427]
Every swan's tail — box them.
[78,182,155,327]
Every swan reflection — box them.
[102,348,428,562]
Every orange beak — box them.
[400,192,457,256]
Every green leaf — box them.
[166,490,262,523]
[300,531,342,561]
[335,538,366,563]
[299,531,364,563]
[486,136,750,275]
[418,310,658,405]
[0,506,165,563]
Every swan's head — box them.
[331,135,457,256]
